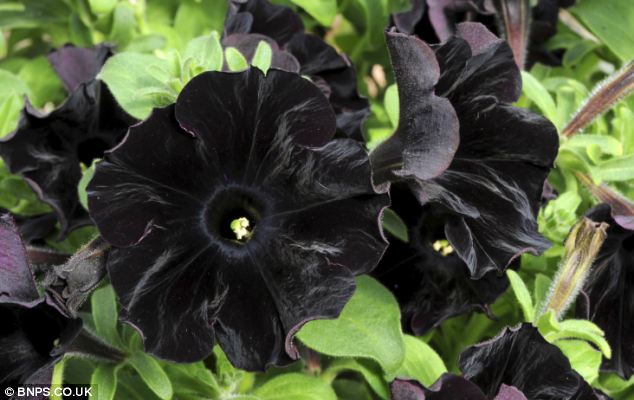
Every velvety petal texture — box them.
[372,185,508,335]
[225,0,369,140]
[372,24,557,278]
[579,203,634,379]
[87,68,388,370]
[0,213,82,387]
[0,45,136,237]
[459,324,598,399]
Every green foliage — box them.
[298,276,406,374]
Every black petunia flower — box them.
[0,45,136,238]
[87,68,389,370]
[578,202,634,379]
[0,213,82,388]
[391,374,527,399]
[393,0,575,68]
[224,0,369,140]
[372,24,558,280]
[459,324,598,399]
[391,324,599,399]
[372,185,509,335]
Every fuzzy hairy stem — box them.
[563,59,634,137]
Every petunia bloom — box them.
[224,0,369,140]
[372,24,558,280]
[372,185,509,335]
[459,324,598,399]
[0,213,82,387]
[0,45,136,238]
[391,324,599,399]
[87,68,388,370]
[579,202,634,379]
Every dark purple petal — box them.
[459,324,597,399]
[88,68,388,369]
[391,374,488,400]
[284,33,370,140]
[0,81,136,237]
[579,203,634,379]
[371,30,459,187]
[47,44,112,93]
[227,0,304,45]
[427,0,487,42]
[392,0,426,34]
[0,213,39,304]
[495,385,528,400]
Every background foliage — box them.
[1,0,633,399]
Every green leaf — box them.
[521,71,559,127]
[251,40,273,73]
[173,0,227,43]
[127,352,173,400]
[325,359,389,399]
[595,154,634,181]
[254,373,337,400]
[161,362,220,399]
[88,0,117,15]
[78,160,97,210]
[290,0,337,26]
[572,0,634,62]
[98,52,173,119]
[384,84,399,128]
[382,208,408,242]
[91,365,118,400]
[225,47,249,71]
[506,270,535,322]
[0,69,28,137]
[565,134,623,156]
[533,273,552,313]
[557,339,602,384]
[387,335,446,386]
[109,2,137,48]
[91,284,122,348]
[183,32,224,73]
[297,276,406,374]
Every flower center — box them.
[204,187,264,246]
[77,138,111,166]
[230,216,253,241]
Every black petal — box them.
[285,33,370,140]
[579,204,634,379]
[459,324,597,399]
[225,0,369,141]
[227,0,304,45]
[0,80,136,237]
[88,68,388,369]
[370,30,459,188]
[372,185,508,335]
[0,213,81,387]
[391,375,488,400]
